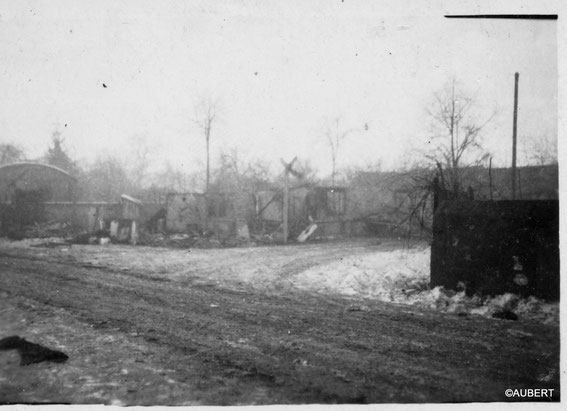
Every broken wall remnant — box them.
[256,186,350,238]
[430,200,559,300]
[306,187,347,236]
[307,187,346,220]
[205,191,256,240]
[256,187,310,234]
[43,202,121,232]
[206,191,256,222]
[166,191,256,237]
[120,194,142,220]
[165,193,206,233]
[108,218,139,244]
[145,207,167,233]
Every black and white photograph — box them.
[0,0,561,407]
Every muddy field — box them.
[0,238,560,405]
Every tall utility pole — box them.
[204,123,211,232]
[283,169,289,243]
[205,123,211,192]
[280,157,301,244]
[195,97,217,232]
[512,72,519,199]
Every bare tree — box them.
[399,79,494,239]
[128,135,158,189]
[426,78,493,195]
[80,155,133,202]
[157,161,199,192]
[194,96,220,193]
[323,117,357,186]
[211,148,243,191]
[212,148,273,192]
[521,134,558,166]
[0,143,26,165]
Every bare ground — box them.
[0,239,560,405]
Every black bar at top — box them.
[445,14,558,20]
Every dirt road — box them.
[0,240,560,404]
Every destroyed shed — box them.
[256,185,350,237]
[166,191,255,239]
[256,186,310,234]
[306,187,348,236]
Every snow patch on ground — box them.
[293,246,558,325]
[0,238,558,325]
[293,247,430,299]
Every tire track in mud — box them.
[0,255,560,403]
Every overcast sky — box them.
[0,0,559,177]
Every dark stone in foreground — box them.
[431,200,559,300]
[0,335,69,366]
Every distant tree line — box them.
[0,131,319,204]
[0,76,557,209]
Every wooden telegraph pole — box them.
[280,157,301,243]
[283,168,289,243]
[512,72,519,199]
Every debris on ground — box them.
[344,304,369,312]
[71,229,111,245]
[168,233,197,248]
[192,237,223,249]
[492,310,519,321]
[137,230,257,249]
[236,221,250,240]
[297,223,318,243]
[4,220,77,240]
[30,238,71,248]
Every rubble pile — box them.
[137,231,257,249]
[4,220,79,241]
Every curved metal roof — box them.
[0,162,77,180]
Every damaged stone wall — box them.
[257,187,310,223]
[165,191,256,236]
[430,200,559,300]
[43,202,122,232]
[166,193,206,233]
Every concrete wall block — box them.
[431,200,559,300]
